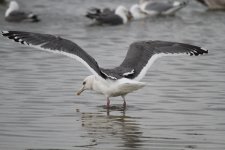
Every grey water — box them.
[0,0,225,149]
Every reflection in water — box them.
[78,110,142,149]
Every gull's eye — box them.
[83,81,86,85]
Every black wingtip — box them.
[188,47,208,56]
[1,30,27,45]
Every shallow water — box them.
[0,0,225,150]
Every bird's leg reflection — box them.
[106,107,126,116]
[79,111,143,149]
[107,108,110,116]
[106,97,110,109]
[122,95,126,110]
[103,96,127,112]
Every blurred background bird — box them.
[85,5,132,25]
[4,0,40,22]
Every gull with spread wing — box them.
[1,31,208,109]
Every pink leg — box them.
[106,97,110,109]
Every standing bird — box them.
[85,5,132,25]
[139,0,188,16]
[5,1,40,22]
[1,31,208,109]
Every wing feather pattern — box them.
[118,41,208,81]
[1,31,208,82]
[1,31,106,79]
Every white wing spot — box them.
[101,71,117,80]
[123,69,135,76]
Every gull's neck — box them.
[91,75,112,96]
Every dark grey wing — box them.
[86,7,123,25]
[5,11,39,22]
[116,41,208,81]
[96,14,123,25]
[86,7,113,17]
[1,31,106,79]
[102,8,115,14]
[144,2,173,12]
[5,11,28,22]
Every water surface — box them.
[0,0,225,150]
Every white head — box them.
[115,5,131,23]
[76,75,95,96]
[130,4,147,20]
[5,1,20,17]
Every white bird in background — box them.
[5,0,40,22]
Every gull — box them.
[85,5,132,25]
[1,31,208,109]
[5,0,40,22]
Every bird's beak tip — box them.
[76,86,85,96]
